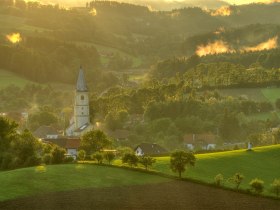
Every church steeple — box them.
[76,66,88,92]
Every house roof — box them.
[135,143,168,155]
[184,134,217,144]
[43,138,80,149]
[33,126,59,138]
[76,67,88,92]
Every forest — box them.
[1,0,280,151]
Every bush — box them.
[250,178,264,194]
[271,179,280,197]
[64,156,75,163]
[139,156,156,170]
[228,173,244,189]
[122,153,138,167]
[103,152,115,164]
[51,146,66,164]
[78,150,86,161]
[91,152,103,164]
[43,153,52,164]
[214,174,224,186]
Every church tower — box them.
[74,67,90,129]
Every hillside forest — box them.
[1,0,280,151]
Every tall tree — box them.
[170,150,196,178]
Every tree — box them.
[80,130,112,154]
[271,179,280,197]
[139,156,156,170]
[122,153,138,167]
[103,151,115,164]
[228,173,244,189]
[170,150,196,178]
[91,152,103,164]
[51,146,66,164]
[250,178,264,194]
[78,150,86,161]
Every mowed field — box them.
[0,163,280,210]
[153,145,280,195]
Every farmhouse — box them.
[135,143,168,156]
[43,137,80,157]
[184,133,217,151]
[33,125,59,139]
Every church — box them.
[66,67,93,136]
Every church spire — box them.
[76,66,88,92]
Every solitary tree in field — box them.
[139,156,156,170]
[170,150,196,178]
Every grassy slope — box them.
[0,164,170,201]
[153,145,280,194]
[0,69,35,88]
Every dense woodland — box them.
[1,1,280,151]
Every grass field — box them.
[152,145,280,195]
[0,164,170,201]
[0,69,35,88]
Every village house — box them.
[135,143,168,156]
[33,125,60,139]
[184,133,217,151]
[43,137,80,158]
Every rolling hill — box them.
[153,145,280,195]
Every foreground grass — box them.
[0,164,170,201]
[153,145,280,195]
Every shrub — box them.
[51,146,66,164]
[271,179,280,197]
[228,173,244,189]
[139,156,156,170]
[122,153,138,167]
[78,150,86,161]
[64,156,75,163]
[91,152,103,164]
[214,174,224,186]
[250,178,264,194]
[43,153,52,165]
[103,152,115,164]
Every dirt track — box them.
[0,181,279,210]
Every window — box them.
[81,95,84,100]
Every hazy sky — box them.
[31,0,277,7]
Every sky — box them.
[27,0,278,7]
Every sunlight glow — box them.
[242,36,278,52]
[211,6,232,16]
[6,33,22,44]
[196,40,234,57]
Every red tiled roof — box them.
[65,138,80,149]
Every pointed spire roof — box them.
[76,66,88,92]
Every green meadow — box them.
[0,164,170,201]
[0,69,34,88]
[153,145,280,194]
